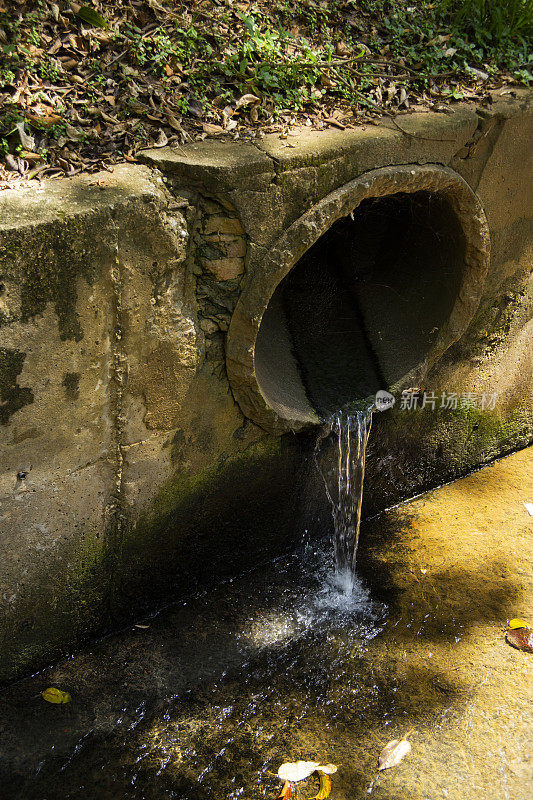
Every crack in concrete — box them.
[454,107,506,191]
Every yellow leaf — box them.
[509,618,528,629]
[312,771,332,799]
[42,687,71,704]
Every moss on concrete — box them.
[106,433,306,620]
[362,404,532,515]
[0,433,306,682]
[0,529,107,683]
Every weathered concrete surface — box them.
[0,166,304,681]
[143,107,479,248]
[1,94,532,681]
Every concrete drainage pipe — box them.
[226,164,490,434]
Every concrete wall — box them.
[1,92,531,681]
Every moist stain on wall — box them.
[62,372,81,401]
[0,348,34,425]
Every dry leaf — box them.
[312,771,332,799]
[466,65,488,81]
[378,738,412,770]
[4,153,19,172]
[278,781,293,799]
[278,762,321,783]
[166,113,184,131]
[100,111,120,124]
[506,627,533,652]
[15,122,35,151]
[20,151,43,162]
[234,93,261,112]
[320,73,336,89]
[324,117,345,129]
[222,105,233,128]
[42,687,71,704]
[152,130,168,148]
[335,40,351,57]
[202,122,224,135]
[65,123,84,141]
[26,109,62,127]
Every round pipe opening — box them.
[256,190,465,419]
[226,165,490,433]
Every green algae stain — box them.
[0,529,109,683]
[103,435,304,614]
[0,348,34,425]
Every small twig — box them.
[105,48,130,69]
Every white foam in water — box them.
[241,557,381,650]
[313,566,372,613]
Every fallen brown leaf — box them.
[506,627,533,652]
[234,93,261,112]
[378,736,412,770]
[324,117,345,129]
[152,130,168,147]
[278,781,293,799]
[202,122,225,135]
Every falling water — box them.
[315,408,373,583]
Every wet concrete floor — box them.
[0,446,531,799]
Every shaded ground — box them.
[0,1,531,182]
[0,446,531,799]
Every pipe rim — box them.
[226,164,490,434]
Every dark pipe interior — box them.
[255,190,466,420]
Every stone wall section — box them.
[189,194,247,378]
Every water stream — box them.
[1,448,530,799]
[315,408,373,585]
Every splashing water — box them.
[315,408,373,584]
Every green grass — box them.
[441,0,533,43]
